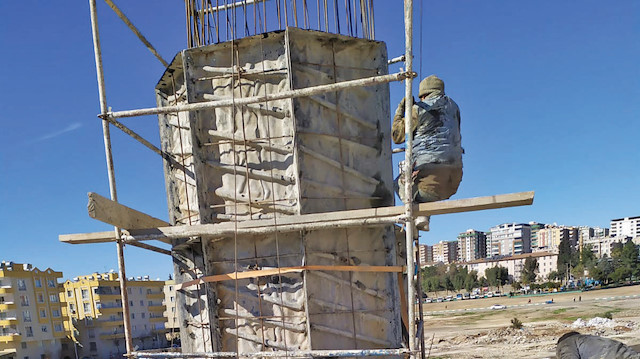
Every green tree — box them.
[580,244,597,269]
[557,236,575,282]
[521,257,538,284]
[464,270,478,292]
[596,255,614,285]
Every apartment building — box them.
[432,241,457,264]
[486,223,531,257]
[417,244,433,266]
[162,280,179,343]
[63,272,168,359]
[529,222,545,249]
[532,224,577,252]
[610,216,640,239]
[464,252,557,283]
[578,226,609,250]
[457,229,486,262]
[0,261,70,359]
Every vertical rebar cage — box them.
[155,27,404,355]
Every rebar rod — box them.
[106,71,413,119]
[403,0,416,356]
[88,0,134,354]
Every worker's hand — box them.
[395,96,414,117]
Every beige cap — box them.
[419,75,444,98]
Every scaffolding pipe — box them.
[131,348,410,358]
[105,71,414,119]
[403,0,416,356]
[103,0,169,67]
[88,0,134,354]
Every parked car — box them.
[489,304,507,310]
[436,297,443,303]
[425,298,432,303]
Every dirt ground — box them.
[418,284,640,358]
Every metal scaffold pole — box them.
[403,0,416,356]
[88,0,134,354]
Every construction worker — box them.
[392,75,463,230]
[556,331,640,358]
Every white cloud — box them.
[32,122,83,143]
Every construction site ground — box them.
[420,284,640,358]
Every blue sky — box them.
[0,1,638,280]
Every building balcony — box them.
[0,303,16,311]
[0,318,18,327]
[0,286,13,295]
[149,316,166,323]
[146,292,164,299]
[95,293,121,300]
[96,318,124,327]
[100,330,125,340]
[148,305,164,312]
[0,333,21,343]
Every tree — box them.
[521,257,539,284]
[557,236,575,282]
[596,255,614,285]
[580,245,597,269]
[512,281,522,291]
[464,270,478,292]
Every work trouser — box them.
[395,164,463,204]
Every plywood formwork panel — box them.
[155,28,401,355]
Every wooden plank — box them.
[59,231,116,244]
[87,192,171,230]
[179,265,404,289]
[128,191,534,240]
[64,192,534,245]
[58,231,170,255]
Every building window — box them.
[81,289,89,300]
[25,326,33,337]
[67,290,73,297]
[129,300,134,307]
[83,303,91,314]
[39,309,47,318]
[41,325,48,333]
[21,342,27,349]
[17,279,27,291]
[131,313,135,319]
[49,294,58,303]
[54,323,63,332]
[90,342,97,351]
[20,295,30,306]
[47,279,56,288]
[88,328,95,338]
[140,300,144,306]
[52,309,61,318]
[34,279,42,288]
[23,310,32,322]
[37,294,44,303]
[69,303,75,313]
[141,313,145,319]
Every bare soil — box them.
[419,284,640,358]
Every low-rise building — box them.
[63,272,168,359]
[0,261,71,359]
[464,252,557,283]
